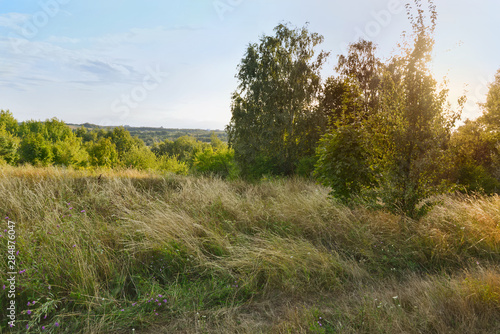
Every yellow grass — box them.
[0,165,499,333]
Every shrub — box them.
[192,147,237,178]
[157,155,189,175]
[120,145,158,170]
[87,138,119,168]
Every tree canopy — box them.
[314,0,466,217]
[226,23,329,178]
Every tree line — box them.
[65,124,227,147]
[0,113,236,178]
[226,1,500,217]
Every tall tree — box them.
[370,0,462,217]
[479,69,500,134]
[226,23,329,177]
[314,41,382,201]
[319,77,364,126]
[316,0,462,217]
[336,40,382,116]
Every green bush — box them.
[87,138,119,168]
[314,125,374,202]
[0,110,18,134]
[192,147,237,178]
[51,136,89,167]
[157,155,189,175]
[295,155,317,179]
[0,124,19,165]
[152,135,209,163]
[19,133,54,166]
[456,164,500,194]
[121,145,158,170]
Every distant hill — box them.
[66,123,227,146]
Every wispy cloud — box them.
[77,59,135,81]
[0,13,31,31]
[0,24,207,91]
[89,25,202,47]
[0,36,140,88]
[46,35,80,44]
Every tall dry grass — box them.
[0,165,499,333]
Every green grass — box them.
[0,165,499,333]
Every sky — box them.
[0,0,499,130]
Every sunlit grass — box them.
[0,165,499,333]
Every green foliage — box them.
[152,135,209,163]
[0,112,228,172]
[46,119,89,167]
[209,132,226,151]
[319,77,362,125]
[71,123,227,146]
[294,155,317,178]
[157,155,189,175]
[0,124,20,165]
[315,1,460,218]
[0,109,18,134]
[18,118,89,167]
[172,135,208,162]
[75,125,99,143]
[51,136,89,167]
[19,133,54,166]
[44,118,74,142]
[108,126,137,158]
[315,124,374,202]
[455,164,499,194]
[450,120,500,193]
[151,139,172,157]
[369,3,460,217]
[18,119,49,138]
[120,145,158,170]
[480,69,500,133]
[315,40,382,203]
[192,146,237,178]
[336,39,382,115]
[227,23,329,178]
[87,138,119,168]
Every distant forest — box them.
[66,123,228,146]
[0,112,235,177]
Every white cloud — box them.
[89,25,202,48]
[0,36,141,87]
[0,13,31,31]
[46,35,79,44]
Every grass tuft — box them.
[0,166,499,333]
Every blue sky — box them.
[1,0,499,129]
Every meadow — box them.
[0,165,499,333]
